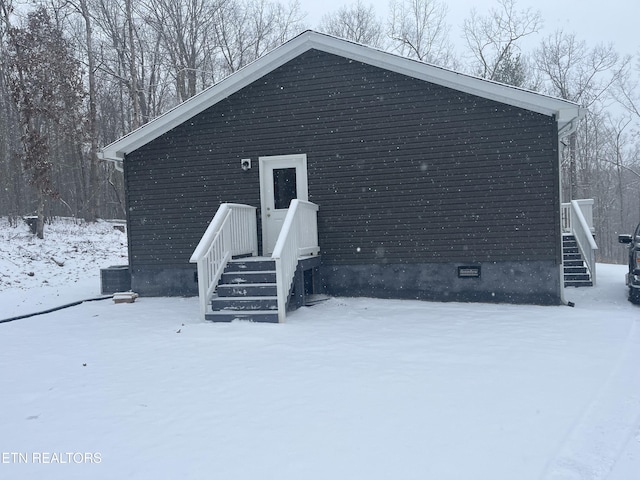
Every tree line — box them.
[0,0,638,263]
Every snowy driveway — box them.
[0,264,638,480]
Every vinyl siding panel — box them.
[125,49,560,270]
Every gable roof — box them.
[99,30,584,163]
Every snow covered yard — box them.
[0,218,127,310]
[0,219,639,479]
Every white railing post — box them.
[561,203,571,233]
[271,200,319,323]
[190,203,257,320]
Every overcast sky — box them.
[299,0,639,57]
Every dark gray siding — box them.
[125,49,561,300]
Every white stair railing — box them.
[569,200,598,285]
[190,204,258,320]
[561,203,571,233]
[575,199,595,233]
[272,200,319,323]
[561,199,595,234]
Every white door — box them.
[259,154,308,256]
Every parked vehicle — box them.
[618,223,640,304]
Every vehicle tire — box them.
[629,287,640,305]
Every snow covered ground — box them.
[0,218,639,480]
[0,217,127,312]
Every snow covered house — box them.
[99,30,587,322]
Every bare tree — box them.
[535,31,624,107]
[5,7,85,237]
[585,111,640,262]
[60,0,100,221]
[92,0,171,128]
[318,0,385,48]
[268,0,306,45]
[214,0,306,76]
[0,0,25,224]
[249,0,305,54]
[0,0,11,36]
[462,0,541,84]
[614,52,640,120]
[138,0,222,102]
[535,30,628,200]
[125,0,141,128]
[387,0,453,66]
[610,116,633,230]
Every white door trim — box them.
[259,154,308,256]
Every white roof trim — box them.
[100,30,584,161]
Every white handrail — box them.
[272,200,319,323]
[190,203,258,320]
[570,200,598,285]
[561,199,595,233]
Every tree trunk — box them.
[568,131,577,201]
[36,194,45,239]
[126,0,140,129]
[80,0,99,222]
